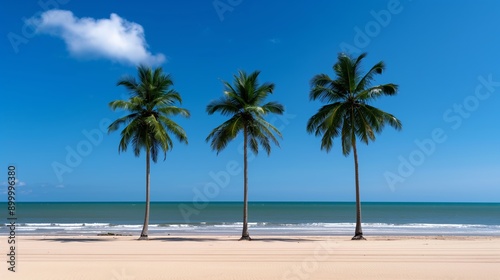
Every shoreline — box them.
[6,221,500,237]
[15,234,500,241]
[2,235,499,279]
[5,228,500,238]
[7,229,500,237]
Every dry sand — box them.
[1,235,499,280]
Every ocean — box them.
[1,202,499,236]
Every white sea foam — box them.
[5,222,500,236]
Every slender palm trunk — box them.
[139,149,151,240]
[240,126,251,240]
[351,140,365,240]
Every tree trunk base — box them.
[351,235,366,240]
[239,236,252,241]
[138,235,149,240]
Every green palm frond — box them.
[206,97,241,116]
[116,77,139,94]
[355,61,384,93]
[308,53,402,155]
[205,115,244,153]
[261,101,284,114]
[108,113,139,133]
[158,115,189,144]
[206,70,284,156]
[108,66,189,161]
[157,106,190,118]
[356,84,398,102]
[250,82,275,105]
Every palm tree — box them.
[206,70,284,240]
[108,65,189,240]
[307,53,402,240]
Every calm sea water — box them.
[1,202,499,236]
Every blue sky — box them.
[1,0,499,202]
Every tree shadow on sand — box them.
[37,238,117,243]
[151,237,319,242]
[150,237,223,242]
[249,237,319,242]
[36,236,321,242]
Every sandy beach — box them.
[1,235,499,280]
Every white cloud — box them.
[269,38,281,44]
[30,10,165,66]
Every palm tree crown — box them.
[206,70,284,155]
[307,53,402,153]
[108,66,190,160]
